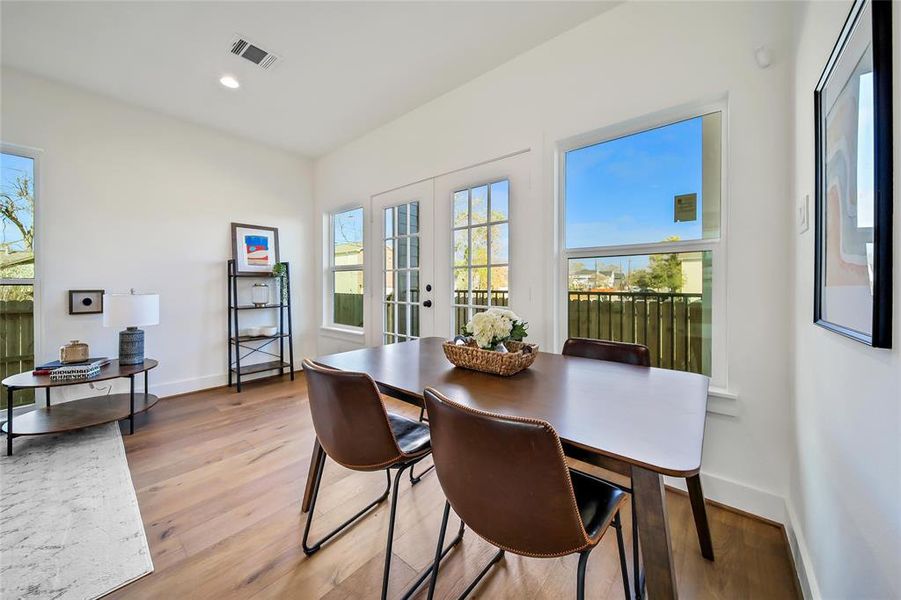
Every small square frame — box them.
[69,289,104,315]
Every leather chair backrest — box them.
[302,359,402,471]
[562,337,651,367]
[423,387,590,557]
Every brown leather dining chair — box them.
[301,359,462,600]
[422,387,631,600]
[562,337,650,600]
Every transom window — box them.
[562,111,723,377]
[330,207,364,328]
[383,201,420,344]
[452,180,509,334]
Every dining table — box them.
[305,337,713,599]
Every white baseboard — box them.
[783,500,822,600]
[664,471,787,524]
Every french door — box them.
[370,181,436,345]
[367,152,532,346]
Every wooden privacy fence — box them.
[568,291,706,374]
[337,290,706,375]
[1,299,35,407]
[334,293,364,328]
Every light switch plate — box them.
[798,194,810,233]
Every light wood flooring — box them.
[106,374,799,599]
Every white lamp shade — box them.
[103,293,160,328]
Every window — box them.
[383,201,420,344]
[562,111,723,377]
[1,150,37,408]
[452,180,509,334]
[330,207,364,328]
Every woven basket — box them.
[442,339,539,376]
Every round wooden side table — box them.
[2,359,159,456]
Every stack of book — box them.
[34,357,110,380]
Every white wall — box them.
[789,3,901,598]
[1,68,316,399]
[315,0,799,520]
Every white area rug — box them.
[0,422,153,599]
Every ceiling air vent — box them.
[230,35,279,70]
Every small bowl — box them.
[260,326,278,337]
[241,327,262,337]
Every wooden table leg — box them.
[302,438,325,513]
[632,466,678,600]
[686,474,715,560]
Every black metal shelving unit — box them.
[227,260,294,392]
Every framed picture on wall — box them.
[231,223,280,275]
[68,289,104,314]
[814,0,893,348]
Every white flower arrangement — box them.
[462,307,529,350]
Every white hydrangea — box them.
[466,307,522,349]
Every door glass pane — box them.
[385,239,394,270]
[397,303,408,336]
[454,268,469,305]
[454,230,468,266]
[471,268,488,306]
[411,304,420,337]
[397,237,407,268]
[566,252,711,375]
[385,270,395,301]
[397,270,408,302]
[384,207,394,239]
[471,185,488,224]
[471,227,487,266]
[409,202,419,234]
[334,270,364,327]
[454,190,469,227]
[410,270,420,303]
[385,303,395,335]
[409,235,419,268]
[491,266,509,306]
[397,204,408,236]
[490,224,508,263]
[490,180,509,222]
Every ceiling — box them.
[1,1,617,157]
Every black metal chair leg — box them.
[407,501,465,600]
[409,460,435,485]
[302,452,391,556]
[381,465,407,600]
[613,512,631,600]
[576,550,591,600]
[458,548,505,600]
[426,501,453,600]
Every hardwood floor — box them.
[107,374,799,599]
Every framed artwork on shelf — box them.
[814,0,893,348]
[231,223,280,275]
[68,289,104,315]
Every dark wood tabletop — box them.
[2,359,159,389]
[314,337,709,477]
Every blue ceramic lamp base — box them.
[119,327,145,365]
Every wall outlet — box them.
[798,194,809,233]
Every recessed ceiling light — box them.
[219,75,240,89]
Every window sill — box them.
[707,386,738,417]
[320,326,365,343]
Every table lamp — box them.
[103,290,160,365]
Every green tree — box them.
[628,236,684,292]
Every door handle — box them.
[422,300,433,308]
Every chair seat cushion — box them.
[569,470,627,542]
[388,412,431,457]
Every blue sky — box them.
[565,116,704,251]
[0,152,35,250]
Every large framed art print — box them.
[814,0,893,348]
